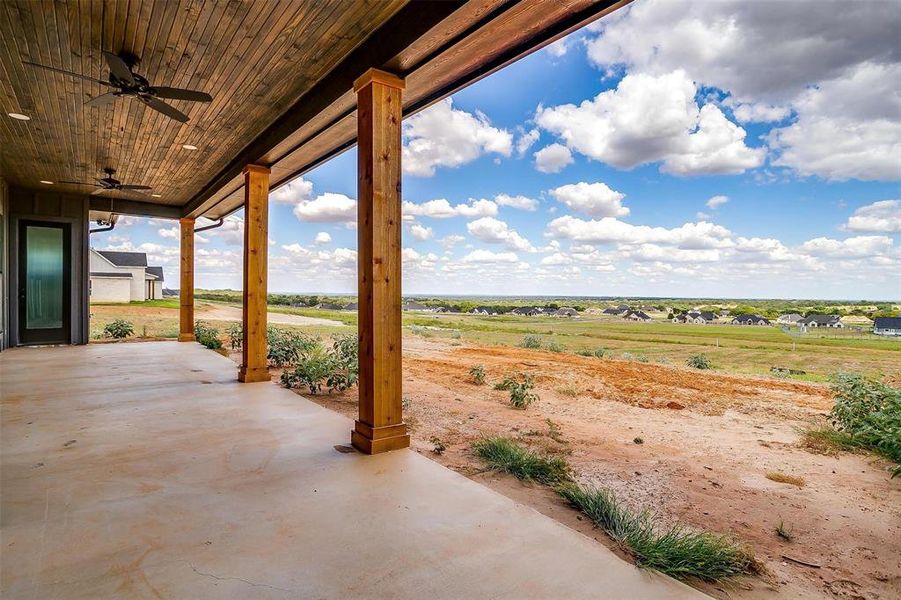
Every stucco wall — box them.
[90,277,131,303]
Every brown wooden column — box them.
[178,217,195,341]
[238,164,271,383]
[351,69,408,454]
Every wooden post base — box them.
[238,366,270,383]
[178,333,195,342]
[351,421,410,454]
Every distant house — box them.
[317,302,344,311]
[731,313,770,326]
[671,314,688,323]
[777,313,804,325]
[873,317,901,337]
[602,306,627,315]
[511,306,546,317]
[693,311,719,324]
[554,307,578,317]
[800,314,843,328]
[89,249,163,303]
[402,301,429,311]
[432,306,449,313]
[470,306,498,316]
[622,310,651,322]
[344,303,358,311]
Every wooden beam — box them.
[238,164,270,383]
[89,197,182,219]
[181,1,463,218]
[178,218,195,342]
[351,69,408,455]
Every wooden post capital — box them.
[353,68,405,93]
[242,164,271,176]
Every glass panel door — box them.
[25,226,64,329]
[18,221,71,344]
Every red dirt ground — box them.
[250,337,900,599]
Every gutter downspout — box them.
[89,220,115,234]
[194,204,242,233]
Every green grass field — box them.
[89,301,900,382]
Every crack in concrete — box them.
[188,563,294,594]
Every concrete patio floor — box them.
[1,341,703,599]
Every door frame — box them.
[17,219,72,345]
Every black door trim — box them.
[18,220,72,345]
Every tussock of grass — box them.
[765,471,805,487]
[558,483,757,582]
[472,437,570,485]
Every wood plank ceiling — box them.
[0,0,407,206]
[0,0,628,219]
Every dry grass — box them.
[765,471,806,487]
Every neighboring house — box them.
[800,314,844,328]
[402,301,429,311]
[777,313,804,325]
[511,306,545,316]
[602,307,626,315]
[89,249,163,303]
[554,307,578,317]
[344,303,358,311]
[317,302,344,310]
[731,313,770,326]
[470,306,498,316]
[692,311,719,324]
[873,317,901,337]
[622,310,651,322]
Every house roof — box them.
[733,313,769,322]
[801,314,840,325]
[874,317,901,328]
[96,250,147,267]
[90,272,133,279]
[145,266,164,282]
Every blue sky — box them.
[97,0,900,300]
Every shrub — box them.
[519,334,542,349]
[634,354,649,363]
[545,340,564,353]
[576,349,594,357]
[469,365,487,385]
[686,354,712,369]
[558,483,757,581]
[267,326,317,367]
[775,520,794,542]
[430,436,447,455]
[495,372,539,409]
[103,319,134,339]
[280,334,359,394]
[829,373,900,476]
[226,322,243,350]
[194,320,222,349]
[472,437,570,484]
[593,347,607,358]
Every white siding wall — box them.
[151,280,163,299]
[90,277,131,303]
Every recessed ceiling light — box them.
[8,112,30,121]
[181,144,198,150]
[151,193,162,198]
[40,180,54,185]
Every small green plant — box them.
[267,326,317,367]
[633,437,644,445]
[279,334,359,394]
[194,320,222,350]
[103,319,134,339]
[593,347,607,358]
[472,437,570,484]
[686,354,712,369]
[620,352,634,361]
[576,349,594,357]
[430,436,447,455]
[545,340,564,353]
[775,519,794,542]
[634,354,649,363]
[226,322,243,350]
[495,373,539,409]
[558,483,757,581]
[402,396,413,411]
[519,334,542,349]
[469,365,487,385]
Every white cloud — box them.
[536,70,764,176]
[726,100,791,124]
[461,249,520,264]
[293,192,356,223]
[515,128,540,157]
[844,200,901,233]
[402,98,513,176]
[549,182,629,218]
[409,223,433,241]
[314,231,332,245]
[534,143,574,173]
[467,217,534,252]
[799,235,894,258]
[696,211,711,221]
[271,177,313,204]
[158,226,179,239]
[546,38,569,58]
[546,216,733,248]
[495,193,539,211]
[402,198,497,219]
[706,195,729,209]
[205,216,244,245]
[438,235,465,249]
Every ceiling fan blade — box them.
[138,96,189,123]
[58,180,99,186]
[103,52,135,85]
[85,92,118,107]
[23,61,112,86]
[90,187,109,195]
[152,87,213,102]
[119,184,152,191]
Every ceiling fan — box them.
[59,168,153,196]
[24,51,212,123]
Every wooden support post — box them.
[238,164,271,383]
[351,68,408,454]
[178,217,195,341]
